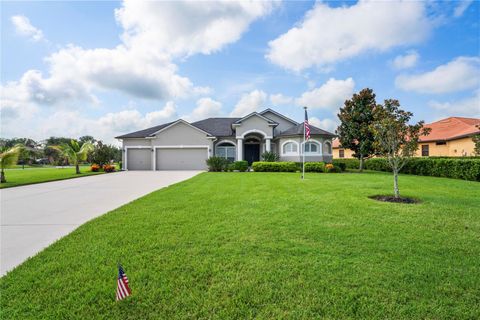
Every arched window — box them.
[216,142,236,162]
[324,141,332,154]
[282,142,298,155]
[303,141,320,154]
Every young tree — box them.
[0,145,22,183]
[372,99,431,198]
[336,88,379,171]
[472,124,480,156]
[51,139,94,174]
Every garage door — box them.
[156,148,207,170]
[127,148,152,170]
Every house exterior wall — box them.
[261,111,297,136]
[414,137,477,157]
[150,122,211,146]
[333,136,477,158]
[277,136,333,162]
[235,115,274,138]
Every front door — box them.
[244,144,260,165]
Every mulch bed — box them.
[369,195,420,204]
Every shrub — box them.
[304,162,325,172]
[325,163,341,173]
[252,162,297,172]
[103,164,116,172]
[331,160,347,172]
[233,160,249,172]
[226,163,235,172]
[206,156,228,172]
[261,151,280,162]
[332,159,360,169]
[90,164,100,172]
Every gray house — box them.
[115,109,335,170]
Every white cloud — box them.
[395,56,480,94]
[392,50,419,70]
[1,101,178,144]
[266,0,433,71]
[230,90,268,116]
[1,0,273,119]
[454,0,473,17]
[115,0,276,58]
[184,97,222,121]
[296,78,355,111]
[269,93,293,105]
[428,90,480,118]
[309,117,338,133]
[11,15,44,41]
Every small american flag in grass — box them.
[116,265,131,301]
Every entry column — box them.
[237,138,243,161]
[265,138,271,152]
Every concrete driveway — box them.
[0,170,201,276]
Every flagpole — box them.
[302,106,306,180]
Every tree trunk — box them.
[393,170,400,198]
[76,163,80,174]
[359,154,364,172]
[1,169,6,183]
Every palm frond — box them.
[77,141,94,161]
[0,146,22,169]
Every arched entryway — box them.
[244,134,261,165]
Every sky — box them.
[1,0,479,144]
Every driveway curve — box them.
[0,170,201,276]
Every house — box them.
[332,116,480,158]
[115,109,335,170]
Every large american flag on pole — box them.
[116,265,132,301]
[304,108,311,141]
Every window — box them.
[339,149,345,158]
[216,143,236,162]
[421,145,429,157]
[283,142,298,154]
[435,141,446,145]
[303,142,320,154]
[324,141,332,154]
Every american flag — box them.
[304,108,311,141]
[116,265,132,301]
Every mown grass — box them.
[1,172,479,319]
[0,166,104,188]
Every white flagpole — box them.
[302,106,306,180]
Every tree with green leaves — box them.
[51,140,94,174]
[472,124,480,156]
[91,141,121,165]
[0,145,22,183]
[372,99,431,198]
[336,88,379,172]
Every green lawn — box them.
[1,172,479,319]
[0,166,104,188]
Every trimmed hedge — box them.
[304,162,325,172]
[252,162,297,172]
[233,160,248,172]
[334,157,480,181]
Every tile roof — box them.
[420,117,480,142]
[279,123,335,137]
[191,118,240,136]
[115,121,175,139]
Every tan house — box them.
[333,116,480,158]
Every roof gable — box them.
[150,119,213,137]
[233,112,278,126]
[260,108,298,125]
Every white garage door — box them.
[156,148,208,170]
[127,148,152,170]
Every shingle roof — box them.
[420,117,480,142]
[279,123,335,137]
[115,122,175,139]
[191,118,240,136]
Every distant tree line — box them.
[0,135,121,167]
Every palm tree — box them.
[51,140,94,174]
[0,145,22,183]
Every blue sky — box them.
[1,0,479,143]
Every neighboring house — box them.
[332,116,480,158]
[116,109,335,170]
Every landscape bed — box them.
[1,172,479,319]
[0,166,104,188]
